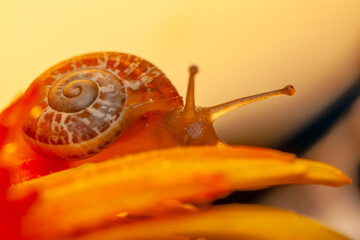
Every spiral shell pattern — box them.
[22,52,182,160]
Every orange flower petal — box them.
[70,204,349,240]
[9,146,350,239]
[0,88,69,183]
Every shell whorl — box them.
[22,52,183,160]
[48,77,99,113]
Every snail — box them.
[22,52,295,161]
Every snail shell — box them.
[22,52,182,160]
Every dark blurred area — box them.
[215,77,360,238]
[279,79,360,156]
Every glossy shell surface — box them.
[22,52,182,160]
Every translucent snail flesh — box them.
[22,52,295,161]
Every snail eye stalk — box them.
[208,85,295,121]
[182,65,295,122]
[182,65,198,119]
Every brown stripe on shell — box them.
[22,52,183,160]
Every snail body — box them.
[22,52,295,161]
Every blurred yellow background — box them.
[0,0,359,146]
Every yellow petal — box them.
[70,204,350,240]
[9,146,350,238]
[277,158,352,186]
